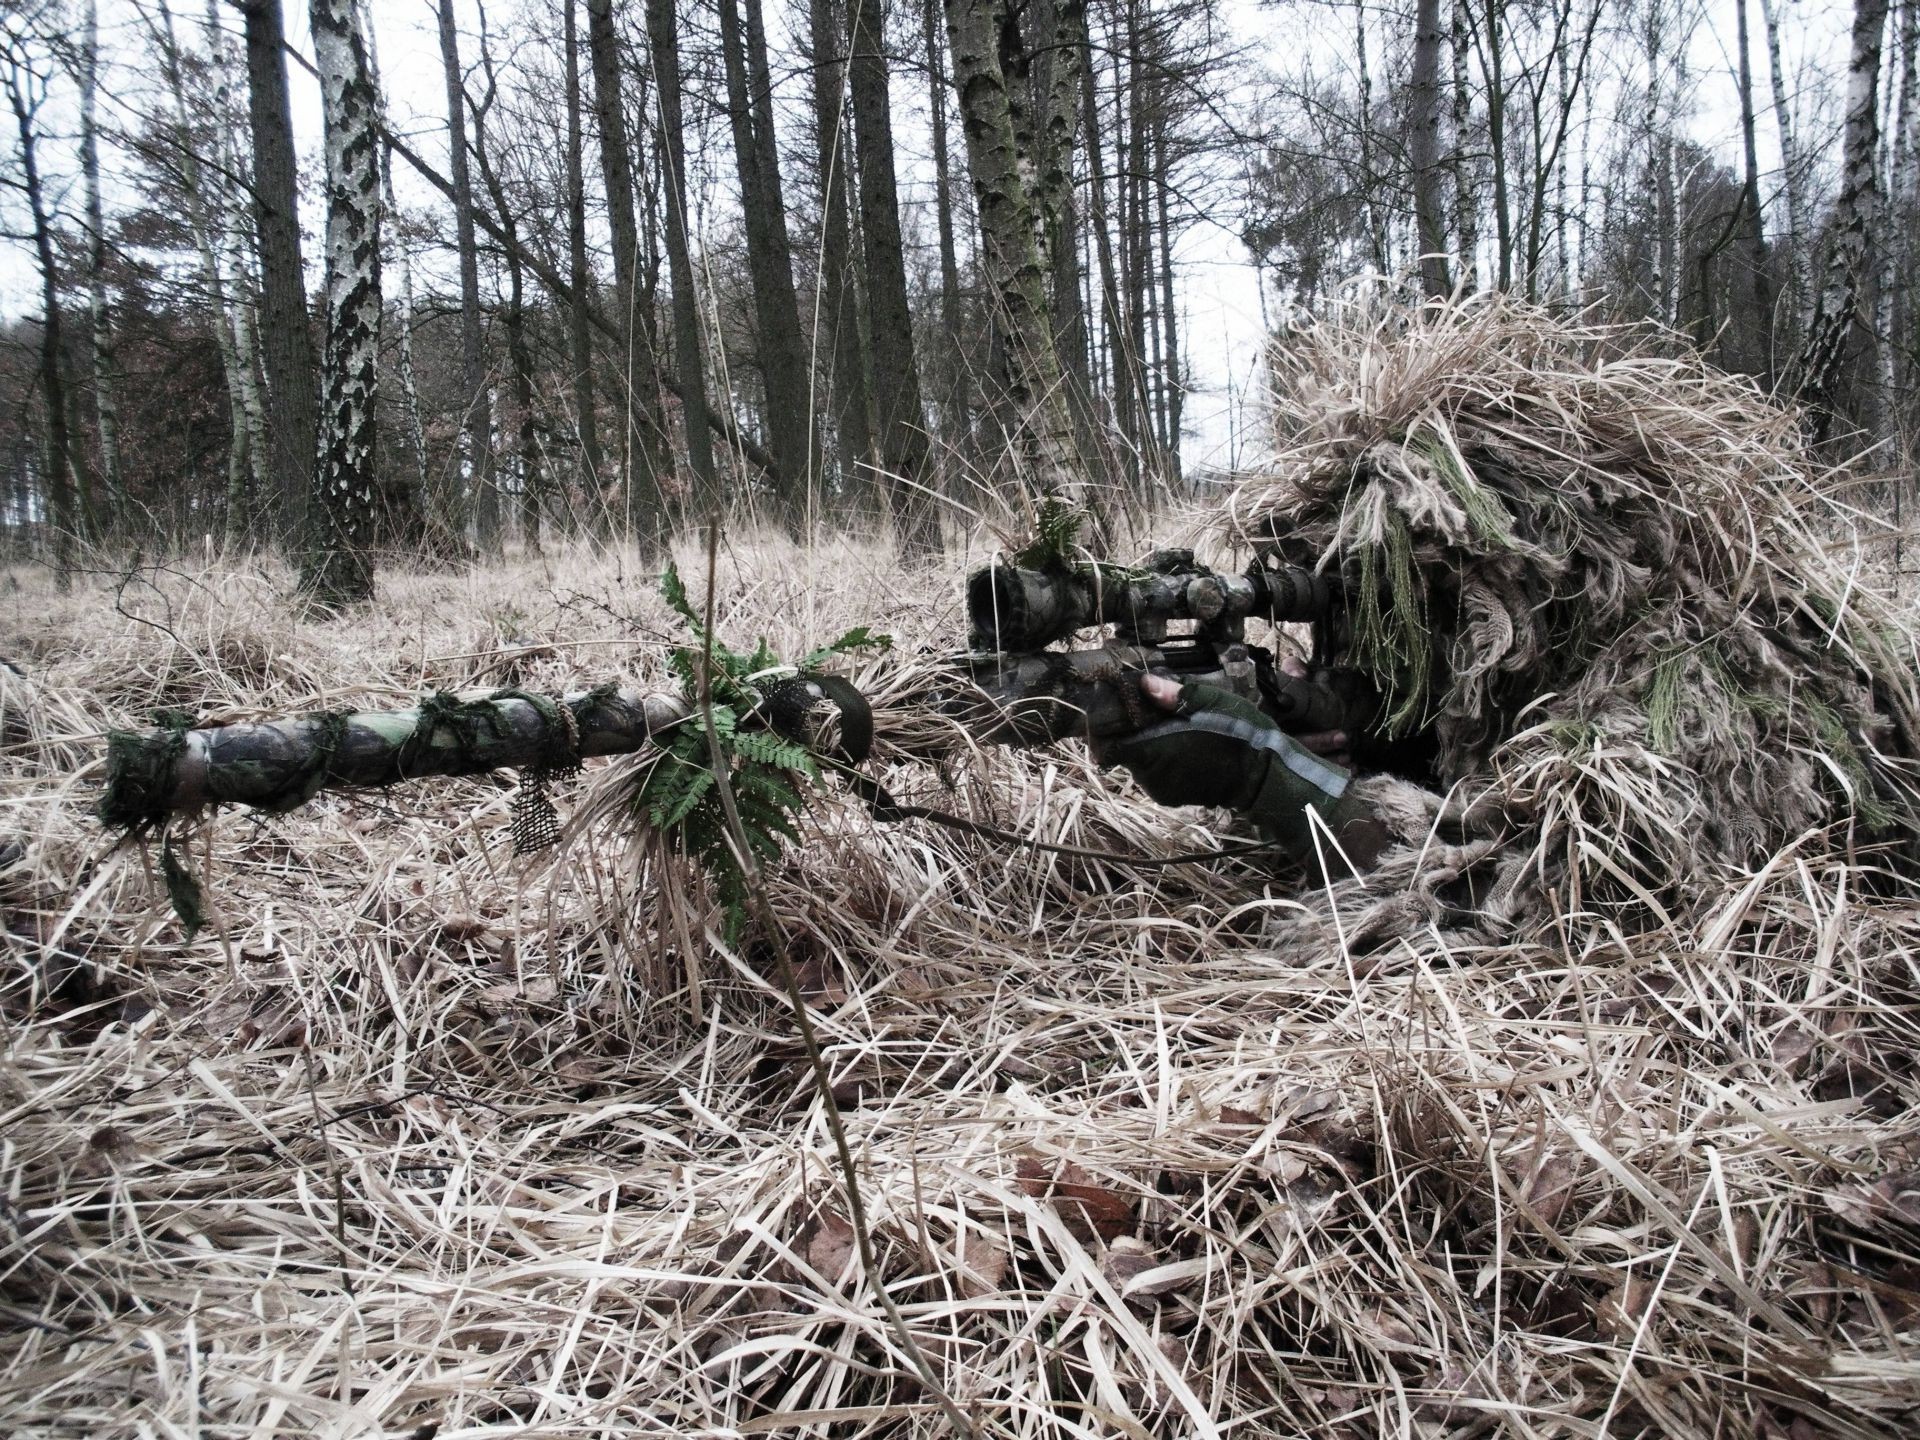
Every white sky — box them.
[0,0,1856,475]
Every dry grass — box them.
[5,311,1920,1434]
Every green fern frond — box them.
[801,626,892,669]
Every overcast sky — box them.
[1,0,1855,475]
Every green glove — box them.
[1103,681,1386,869]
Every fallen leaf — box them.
[1592,1276,1654,1338]
[1520,1156,1577,1229]
[802,1209,857,1281]
[953,1233,1008,1298]
[1102,1236,1158,1291]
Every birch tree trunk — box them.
[1152,109,1182,484]
[1873,0,1915,437]
[240,0,319,545]
[437,0,495,547]
[718,0,813,532]
[1797,0,1890,445]
[302,0,381,605]
[1452,0,1477,287]
[644,0,718,513]
[945,0,1085,510]
[1411,0,1451,296]
[78,0,119,531]
[924,0,970,469]
[850,0,939,552]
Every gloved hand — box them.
[1101,674,1389,872]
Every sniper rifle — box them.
[94,550,1376,833]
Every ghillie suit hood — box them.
[1223,299,1920,933]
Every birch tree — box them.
[302,0,381,603]
[1796,0,1889,444]
[944,0,1084,509]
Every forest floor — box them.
[3,529,1920,1438]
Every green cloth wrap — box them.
[1104,682,1385,870]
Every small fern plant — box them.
[640,564,886,943]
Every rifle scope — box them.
[967,550,1337,651]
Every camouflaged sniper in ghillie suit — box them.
[1221,299,1920,938]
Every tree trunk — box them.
[355,1,439,551]
[1759,0,1815,332]
[813,0,878,510]
[154,0,250,544]
[1452,0,1477,286]
[924,0,968,467]
[1153,108,1182,485]
[1353,0,1386,273]
[851,0,939,552]
[469,21,541,559]
[563,0,603,522]
[302,0,381,605]
[437,0,495,548]
[1080,34,1140,495]
[1797,0,1890,444]
[718,0,814,532]
[1410,0,1451,296]
[585,0,671,550]
[946,0,1087,508]
[241,0,319,546]
[4,38,75,587]
[645,0,718,514]
[204,0,270,543]
[1483,0,1513,290]
[78,0,119,531]
[1874,0,1915,437]
[1736,0,1778,388]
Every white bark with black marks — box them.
[304,0,381,603]
[1797,0,1889,444]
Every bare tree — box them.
[2,7,75,585]
[437,0,495,546]
[302,0,381,603]
[77,0,121,527]
[239,0,319,544]
[645,0,716,513]
[1797,0,1889,443]
[717,0,813,530]
[1411,0,1452,296]
[851,0,938,550]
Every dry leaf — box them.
[1593,1276,1654,1338]
[1017,1157,1135,1242]
[1102,1236,1158,1291]
[802,1210,857,1281]
[1521,1156,1577,1229]
[953,1233,1008,1298]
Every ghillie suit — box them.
[1223,299,1920,941]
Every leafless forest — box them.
[0,0,1913,584]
